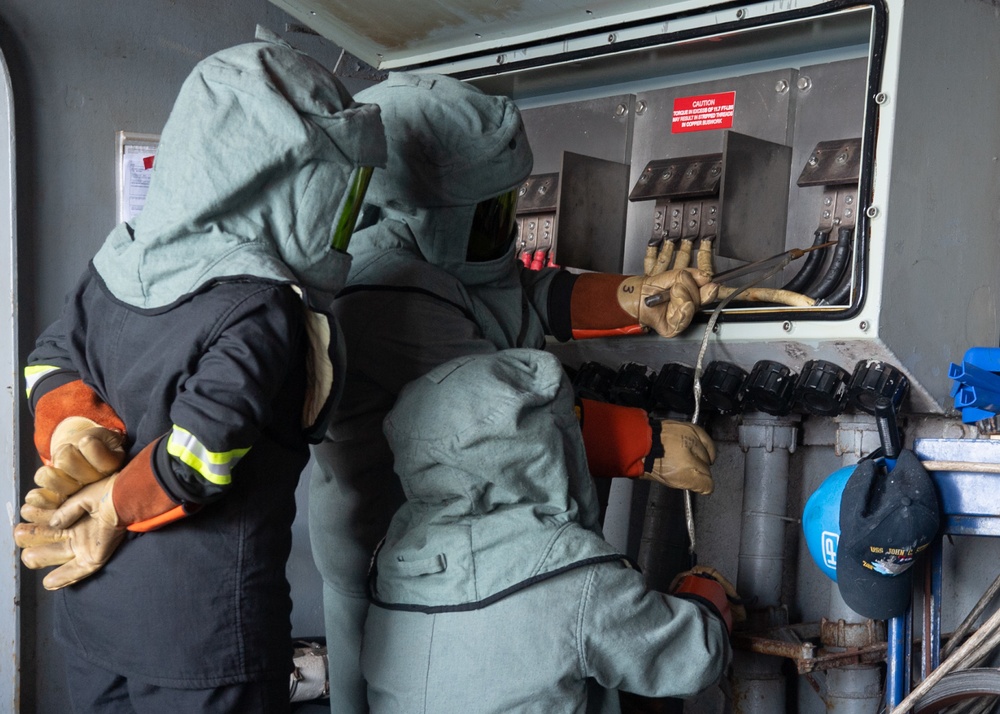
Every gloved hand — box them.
[670,565,745,634]
[22,417,126,523]
[643,420,716,494]
[14,474,125,590]
[617,268,719,338]
[49,416,126,475]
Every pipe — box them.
[732,414,799,714]
[826,415,886,714]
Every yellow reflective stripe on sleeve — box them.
[23,365,62,399]
[165,425,250,486]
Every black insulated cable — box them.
[823,260,854,305]
[782,228,831,293]
[806,225,853,300]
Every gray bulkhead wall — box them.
[0,2,357,710]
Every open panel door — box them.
[0,43,19,714]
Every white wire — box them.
[684,256,796,558]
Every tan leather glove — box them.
[14,474,125,590]
[616,268,719,337]
[671,565,747,628]
[643,420,716,494]
[21,417,126,524]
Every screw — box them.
[518,185,527,196]
[875,92,889,105]
[496,54,506,65]
[836,152,848,164]
[672,208,681,217]
[782,321,793,332]
[866,206,880,219]
[824,196,833,206]
[635,100,647,115]
[775,79,789,93]
[736,8,746,19]
[845,195,854,205]
[808,155,818,166]
[607,33,617,43]
[859,320,869,332]
[615,103,628,117]
[797,76,812,91]
[822,210,831,219]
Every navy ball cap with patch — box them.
[836,449,940,620]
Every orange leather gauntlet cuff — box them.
[579,398,652,479]
[569,273,642,339]
[113,439,188,533]
[673,575,733,634]
[34,380,126,464]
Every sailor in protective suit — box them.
[14,29,385,713]
[362,348,733,713]
[309,72,720,712]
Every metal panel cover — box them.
[269,0,719,69]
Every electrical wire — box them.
[806,225,854,300]
[782,228,831,293]
[682,253,798,557]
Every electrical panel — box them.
[272,0,1000,415]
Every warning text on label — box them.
[672,91,736,134]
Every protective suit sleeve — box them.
[157,284,309,507]
[580,562,731,698]
[579,398,652,478]
[26,320,126,465]
[519,264,575,342]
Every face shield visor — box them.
[331,166,375,253]
[466,188,519,262]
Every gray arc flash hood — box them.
[346,72,543,349]
[351,72,531,274]
[375,349,621,609]
[93,27,387,309]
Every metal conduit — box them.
[827,415,886,714]
[732,415,799,714]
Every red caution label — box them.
[671,91,736,133]
[143,155,155,170]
